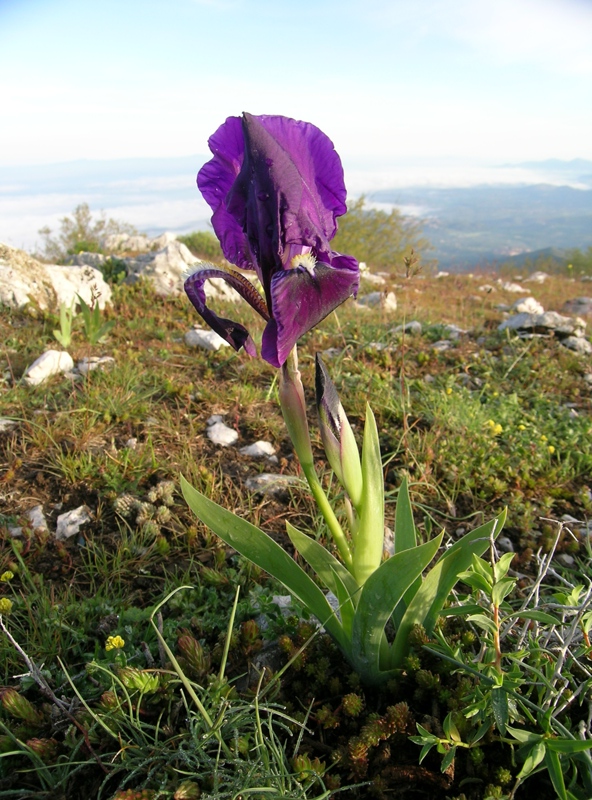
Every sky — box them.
[2,0,592,168]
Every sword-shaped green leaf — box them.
[392,475,422,627]
[286,521,360,635]
[350,535,443,683]
[181,476,346,649]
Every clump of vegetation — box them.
[331,196,432,274]
[178,230,225,263]
[37,203,137,263]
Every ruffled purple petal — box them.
[261,259,360,368]
[248,114,347,244]
[184,265,269,356]
[230,114,348,276]
[197,113,349,282]
[197,117,253,271]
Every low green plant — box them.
[1,588,348,799]
[182,350,506,685]
[178,229,224,262]
[101,257,128,284]
[52,300,76,347]
[37,202,136,263]
[412,527,592,799]
[78,293,115,344]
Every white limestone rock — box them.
[185,328,230,351]
[46,264,112,310]
[556,553,575,568]
[497,536,514,553]
[562,336,592,355]
[510,297,544,315]
[360,272,387,286]
[26,505,49,532]
[24,350,74,385]
[391,321,422,336]
[563,297,592,317]
[240,441,276,457]
[125,241,245,299]
[432,340,452,352]
[0,418,17,433]
[103,233,152,252]
[443,324,468,339]
[500,281,528,293]
[0,244,111,311]
[67,252,107,269]
[356,291,397,312]
[244,473,300,496]
[207,421,238,446]
[525,271,549,283]
[76,356,116,375]
[125,241,195,295]
[321,347,343,359]
[56,506,91,540]
[499,311,586,338]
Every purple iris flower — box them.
[184,113,359,367]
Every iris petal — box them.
[192,113,360,366]
[261,259,360,368]
[184,264,269,355]
[197,117,252,271]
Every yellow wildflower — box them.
[105,635,125,652]
[0,571,14,582]
[446,387,452,395]
[548,445,555,454]
[0,598,13,615]
[540,435,547,442]
[518,424,526,431]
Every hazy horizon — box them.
[1,153,591,254]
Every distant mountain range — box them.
[1,156,591,268]
[373,177,592,269]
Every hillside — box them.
[374,183,592,269]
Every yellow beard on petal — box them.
[290,252,317,276]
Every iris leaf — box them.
[180,475,346,649]
[350,535,443,683]
[286,521,359,635]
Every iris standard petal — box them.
[197,117,253,271]
[243,113,347,245]
[184,264,269,356]
[228,114,349,278]
[261,260,360,368]
[197,113,350,281]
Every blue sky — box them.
[2,0,592,168]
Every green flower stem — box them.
[279,348,353,570]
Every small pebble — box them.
[56,506,91,541]
[244,473,299,496]
[556,553,575,568]
[240,441,276,457]
[184,328,230,351]
[207,421,238,446]
[497,536,514,553]
[26,505,48,532]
